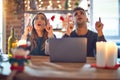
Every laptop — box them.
[48,38,87,62]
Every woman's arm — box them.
[21,26,32,40]
[45,40,50,55]
[21,34,28,40]
[45,35,56,55]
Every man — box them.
[63,7,106,57]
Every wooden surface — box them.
[11,56,120,80]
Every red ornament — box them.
[60,16,64,21]
[51,15,55,21]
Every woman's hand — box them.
[24,26,33,36]
[45,20,54,38]
[95,17,104,37]
[23,18,33,36]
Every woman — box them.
[21,12,54,56]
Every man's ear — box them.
[86,18,89,23]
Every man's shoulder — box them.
[88,30,97,35]
[87,30,98,38]
[70,30,76,36]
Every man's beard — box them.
[75,22,85,28]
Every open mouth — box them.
[38,24,41,26]
[77,17,82,20]
[37,23,45,26]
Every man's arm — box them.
[63,33,70,37]
[97,35,106,41]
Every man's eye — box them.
[74,13,78,16]
[81,12,84,15]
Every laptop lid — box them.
[49,38,87,62]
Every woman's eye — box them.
[41,17,45,20]
[35,17,39,20]
[35,17,45,20]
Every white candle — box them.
[106,42,118,67]
[96,42,106,67]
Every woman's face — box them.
[33,14,47,31]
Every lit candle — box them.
[96,41,106,67]
[106,42,118,67]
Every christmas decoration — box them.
[51,15,55,21]
[60,16,64,21]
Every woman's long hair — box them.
[30,12,48,51]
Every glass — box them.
[8,27,18,57]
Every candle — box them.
[96,41,106,67]
[106,42,118,67]
[96,41,118,67]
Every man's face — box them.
[73,10,88,25]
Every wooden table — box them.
[1,56,120,80]
[10,56,120,80]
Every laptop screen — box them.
[49,38,87,62]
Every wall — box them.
[3,0,24,53]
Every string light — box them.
[58,4,62,9]
[57,0,60,3]
[24,0,90,11]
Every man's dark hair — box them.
[73,7,85,13]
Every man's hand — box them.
[95,17,104,37]
[66,21,74,36]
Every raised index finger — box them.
[99,17,101,22]
[47,19,50,26]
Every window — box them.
[92,0,120,41]
[0,0,2,50]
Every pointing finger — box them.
[99,17,101,22]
